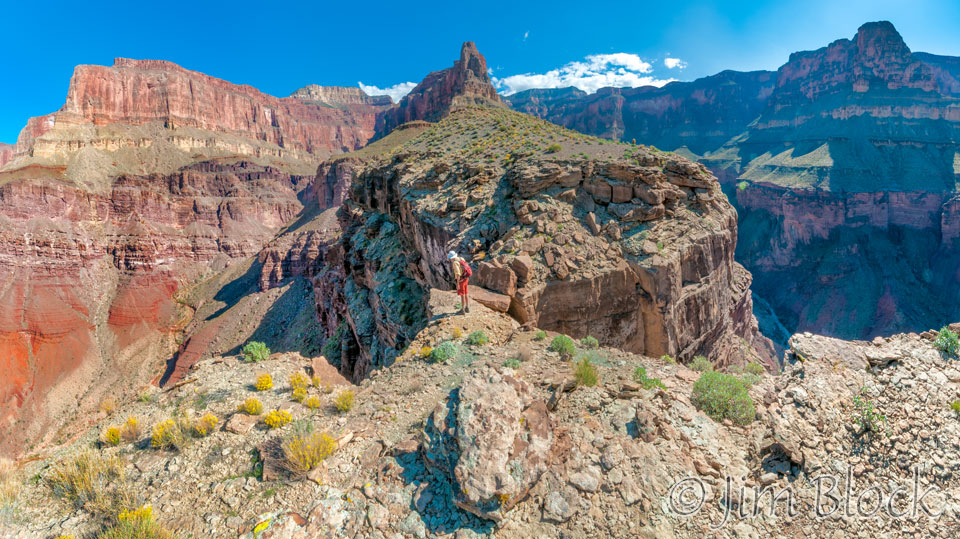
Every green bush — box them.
[534,330,547,341]
[573,358,599,387]
[951,400,960,415]
[242,341,270,363]
[546,143,562,153]
[580,336,599,349]
[660,354,675,364]
[744,362,765,376]
[691,372,755,425]
[633,366,665,390]
[737,181,749,191]
[690,356,713,372]
[503,359,522,369]
[934,326,959,357]
[549,335,576,360]
[466,330,489,346]
[429,341,459,363]
[852,388,887,436]
[740,373,761,387]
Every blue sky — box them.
[2,0,960,143]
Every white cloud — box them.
[664,57,687,69]
[358,81,417,104]
[523,30,529,41]
[493,53,676,96]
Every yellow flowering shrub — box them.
[304,396,321,409]
[255,373,273,391]
[103,426,121,446]
[289,372,309,391]
[264,409,292,429]
[150,419,185,450]
[282,429,337,475]
[333,390,355,413]
[238,397,263,415]
[192,413,218,437]
[292,386,307,403]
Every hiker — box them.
[448,250,472,313]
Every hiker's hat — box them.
[447,250,457,260]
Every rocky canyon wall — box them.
[0,56,394,457]
[315,106,775,383]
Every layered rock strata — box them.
[316,106,774,383]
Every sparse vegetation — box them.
[952,400,960,415]
[534,330,547,341]
[292,387,307,403]
[660,354,676,364]
[549,335,577,360]
[0,459,19,509]
[304,396,321,410]
[633,366,665,390]
[580,336,599,349]
[151,419,186,450]
[934,326,959,357]
[503,359,522,369]
[289,372,309,391]
[452,327,463,339]
[515,344,533,362]
[691,371,755,425]
[242,341,271,363]
[255,373,273,391]
[466,330,489,346]
[429,341,459,363]
[120,417,143,443]
[852,387,888,436]
[546,143,562,153]
[419,346,433,359]
[334,390,355,413]
[48,452,131,518]
[192,413,218,437]
[573,357,599,387]
[740,372,761,387]
[100,397,118,415]
[744,362,765,376]
[282,423,337,476]
[264,409,293,429]
[737,181,749,191]
[102,426,122,446]
[238,397,263,415]
[98,504,175,539]
[690,355,713,372]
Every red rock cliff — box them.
[376,42,502,137]
[13,58,390,162]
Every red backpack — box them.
[459,259,473,278]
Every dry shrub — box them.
[100,397,118,415]
[282,424,337,476]
[516,345,533,362]
[120,417,143,443]
[150,419,186,451]
[98,504,174,539]
[48,451,133,518]
[0,459,19,508]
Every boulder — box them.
[421,367,553,521]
